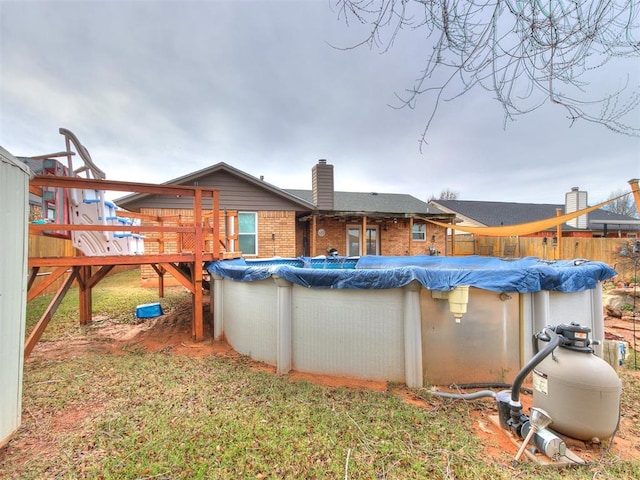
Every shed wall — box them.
[0,148,30,446]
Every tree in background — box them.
[429,188,460,201]
[335,1,640,147]
[603,189,640,218]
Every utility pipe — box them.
[431,390,497,400]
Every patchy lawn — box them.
[2,270,639,479]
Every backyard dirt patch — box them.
[25,302,640,467]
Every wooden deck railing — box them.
[26,174,236,356]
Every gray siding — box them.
[121,170,313,212]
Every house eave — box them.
[298,211,456,222]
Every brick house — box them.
[116,160,455,284]
[287,160,456,257]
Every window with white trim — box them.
[412,223,426,241]
[238,212,257,256]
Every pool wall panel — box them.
[291,286,405,381]
[421,288,520,385]
[222,279,277,365]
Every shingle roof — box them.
[114,162,451,217]
[115,162,315,209]
[286,189,450,216]
[432,200,640,231]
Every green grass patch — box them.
[26,268,190,341]
[4,354,640,479]
[5,354,500,479]
[5,270,640,479]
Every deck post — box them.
[78,265,92,325]
[193,189,204,340]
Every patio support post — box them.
[362,216,367,256]
[311,215,317,257]
[409,217,414,255]
[555,208,563,259]
[449,220,455,256]
[273,275,293,375]
[403,280,423,388]
[211,273,224,341]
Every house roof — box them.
[431,199,640,231]
[115,162,315,210]
[115,161,452,218]
[285,189,451,217]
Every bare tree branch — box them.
[428,188,460,201]
[334,0,640,149]
[603,189,639,217]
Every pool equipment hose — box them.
[429,326,564,436]
[507,327,562,437]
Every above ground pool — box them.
[207,255,616,387]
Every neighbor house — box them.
[430,187,640,239]
[429,187,640,258]
[116,159,456,284]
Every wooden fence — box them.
[29,234,74,258]
[453,235,639,282]
[28,235,136,296]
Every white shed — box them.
[0,146,32,447]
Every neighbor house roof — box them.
[430,200,640,232]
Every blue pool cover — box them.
[206,255,616,293]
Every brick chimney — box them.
[312,159,334,209]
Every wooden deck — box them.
[26,174,238,358]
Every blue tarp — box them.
[206,255,616,293]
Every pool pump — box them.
[431,322,622,463]
[497,322,622,461]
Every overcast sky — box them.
[1,0,639,206]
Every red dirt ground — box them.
[24,301,640,466]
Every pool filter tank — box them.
[532,323,622,442]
